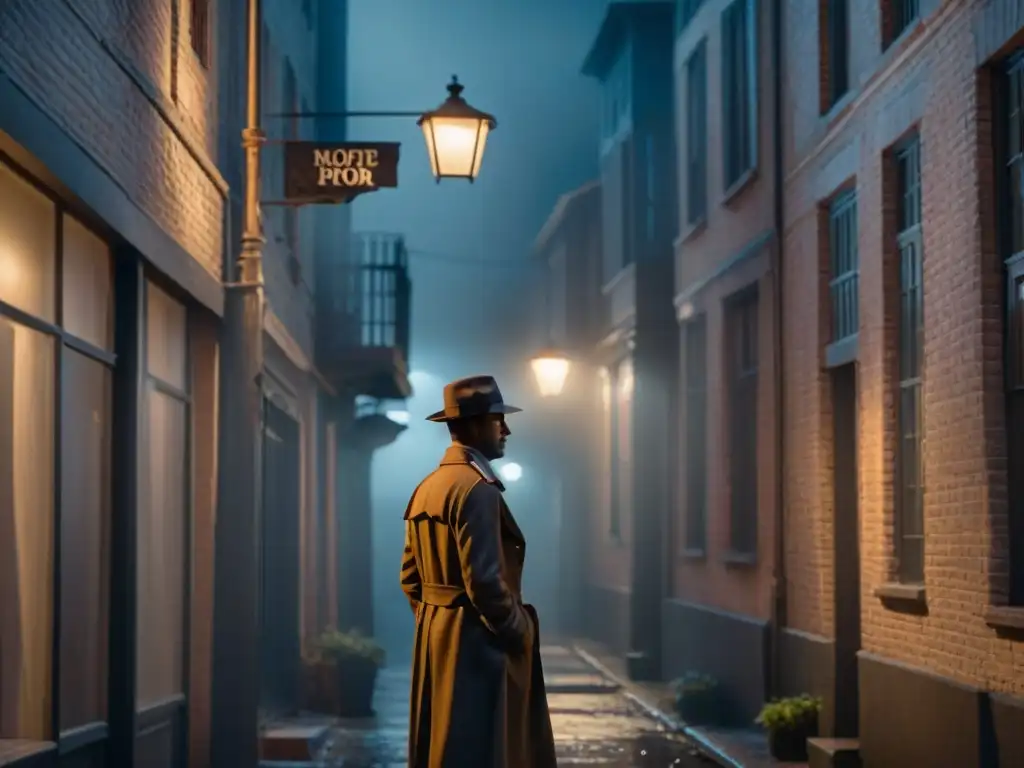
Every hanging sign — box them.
[284,141,401,204]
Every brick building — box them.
[578,0,679,680]
[779,0,1024,764]
[666,0,782,724]
[0,1,410,767]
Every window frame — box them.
[999,53,1024,605]
[824,0,850,110]
[828,189,860,344]
[685,39,708,225]
[884,0,920,48]
[720,0,759,191]
[726,286,759,556]
[189,0,212,69]
[683,315,709,552]
[0,153,118,745]
[892,134,925,584]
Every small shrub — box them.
[314,628,386,667]
[671,671,724,725]
[755,694,822,732]
[672,671,719,695]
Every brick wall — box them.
[668,0,778,621]
[782,0,1024,696]
[0,0,225,278]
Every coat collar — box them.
[440,443,506,492]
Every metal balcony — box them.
[315,232,412,400]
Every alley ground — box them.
[264,646,712,767]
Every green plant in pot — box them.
[671,671,723,726]
[314,628,386,718]
[755,694,822,762]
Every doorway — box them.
[831,363,861,737]
[260,399,302,715]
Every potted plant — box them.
[671,671,724,725]
[301,648,341,715]
[755,694,822,762]
[314,628,386,718]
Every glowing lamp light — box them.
[386,409,410,426]
[418,76,497,182]
[499,462,523,483]
[530,350,571,398]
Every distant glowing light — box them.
[386,410,410,425]
[499,462,523,483]
[530,351,571,397]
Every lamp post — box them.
[212,3,499,765]
[418,76,497,182]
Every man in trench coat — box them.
[400,375,558,768]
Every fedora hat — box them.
[426,375,522,423]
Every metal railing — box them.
[319,232,411,361]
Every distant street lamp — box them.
[530,349,572,398]
[418,76,497,182]
[499,462,524,483]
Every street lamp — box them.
[499,462,524,483]
[530,349,572,398]
[418,76,497,182]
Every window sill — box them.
[0,740,57,766]
[721,167,758,208]
[985,606,1024,632]
[680,547,706,561]
[875,582,927,614]
[721,549,757,568]
[675,217,707,249]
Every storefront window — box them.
[0,163,56,322]
[136,281,189,708]
[62,215,113,350]
[0,318,56,740]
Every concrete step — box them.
[807,737,861,768]
[544,671,622,694]
[259,724,331,762]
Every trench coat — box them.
[400,443,558,768]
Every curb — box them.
[571,645,745,768]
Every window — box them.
[190,0,211,68]
[685,40,708,224]
[677,0,704,33]
[615,357,634,540]
[885,0,919,45]
[684,317,708,551]
[601,49,631,144]
[721,0,757,189]
[137,282,189,708]
[824,0,849,109]
[0,160,114,741]
[829,190,859,343]
[893,136,924,583]
[1002,55,1024,604]
[600,368,620,538]
[727,289,759,554]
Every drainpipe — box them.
[768,0,788,700]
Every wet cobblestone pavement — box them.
[310,646,711,767]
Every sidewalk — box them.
[572,640,807,768]
[262,645,712,766]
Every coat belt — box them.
[418,583,470,608]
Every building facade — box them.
[780,0,1024,764]
[580,0,679,680]
[665,0,782,723]
[0,1,408,767]
[532,180,604,640]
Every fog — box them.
[345,0,607,660]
